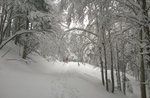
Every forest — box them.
[0,0,150,98]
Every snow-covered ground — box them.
[0,43,140,98]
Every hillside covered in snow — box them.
[0,43,140,98]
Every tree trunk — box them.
[22,44,27,59]
[22,11,29,59]
[140,46,146,98]
[96,14,105,86]
[148,71,150,98]
[122,43,126,95]
[102,27,109,91]
[0,4,5,45]
[5,21,11,38]
[123,65,126,95]
[116,43,122,91]
[14,17,21,45]
[99,47,105,85]
[108,30,115,93]
[137,0,148,98]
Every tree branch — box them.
[65,28,98,37]
[0,29,40,49]
[147,6,150,11]
[116,0,138,15]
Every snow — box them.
[0,43,138,98]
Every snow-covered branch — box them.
[126,0,141,10]
[76,34,97,45]
[65,28,98,37]
[116,14,145,26]
[0,29,41,49]
[116,0,141,11]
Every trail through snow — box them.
[0,57,129,98]
[0,44,135,98]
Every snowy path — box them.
[0,56,129,98]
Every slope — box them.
[0,43,130,98]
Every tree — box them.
[108,29,115,93]
[0,0,61,60]
[116,42,122,91]
[138,0,149,97]
[102,26,109,91]
[60,0,114,92]
[99,46,105,85]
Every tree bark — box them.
[102,27,109,91]
[108,30,115,93]
[116,43,122,91]
[137,0,148,98]
[22,11,30,59]
[140,42,146,98]
[99,47,105,85]
[0,4,6,45]
[22,44,27,59]
[14,17,21,45]
[122,42,126,95]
